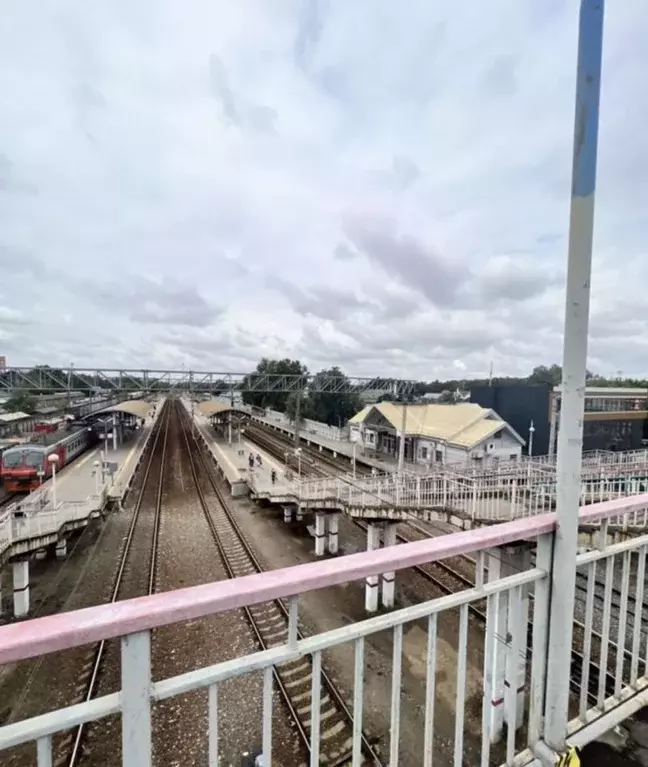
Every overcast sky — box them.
[1,1,646,381]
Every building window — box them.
[510,453,517,460]
[435,449,443,463]
[421,446,428,460]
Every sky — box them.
[1,1,647,382]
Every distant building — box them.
[347,401,525,466]
[470,384,550,456]
[470,384,648,455]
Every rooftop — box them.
[0,412,32,423]
[348,402,525,449]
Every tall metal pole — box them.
[548,391,558,457]
[543,0,604,751]
[397,402,407,472]
[293,392,301,447]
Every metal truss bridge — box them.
[0,366,416,396]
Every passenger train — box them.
[0,426,97,494]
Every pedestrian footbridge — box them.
[249,470,648,529]
[0,493,647,765]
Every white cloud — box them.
[0,1,647,379]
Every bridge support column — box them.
[13,560,30,618]
[502,546,530,729]
[56,539,67,559]
[485,545,531,743]
[365,523,380,613]
[314,513,327,557]
[381,524,397,609]
[327,513,339,555]
[485,550,507,743]
[282,505,293,524]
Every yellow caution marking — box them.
[557,746,580,767]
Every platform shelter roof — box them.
[349,401,525,449]
[196,401,248,419]
[89,400,151,420]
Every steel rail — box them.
[66,402,171,767]
[180,408,384,766]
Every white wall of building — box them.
[410,427,523,467]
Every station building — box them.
[347,401,525,466]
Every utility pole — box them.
[293,391,301,447]
[397,399,407,473]
[543,0,604,752]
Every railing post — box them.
[121,630,152,767]
[543,0,604,753]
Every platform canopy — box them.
[196,401,249,419]
[88,400,151,420]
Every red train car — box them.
[0,428,95,494]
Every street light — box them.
[47,453,59,507]
[528,420,535,458]
[93,460,102,494]
[295,447,302,479]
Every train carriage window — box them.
[2,450,24,468]
[25,450,44,468]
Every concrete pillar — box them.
[283,506,293,524]
[503,546,531,728]
[56,539,67,559]
[13,560,30,617]
[485,546,531,743]
[365,523,381,613]
[296,509,304,522]
[381,524,397,608]
[327,514,339,555]
[314,513,327,557]
[485,551,507,743]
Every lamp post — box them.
[93,460,101,494]
[528,420,535,457]
[47,453,59,507]
[295,447,302,479]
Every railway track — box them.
[65,402,170,767]
[182,409,383,766]
[246,424,372,478]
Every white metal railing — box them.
[2,503,648,766]
[0,517,550,767]
[249,470,648,526]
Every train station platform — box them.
[0,404,162,587]
[184,401,296,498]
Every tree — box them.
[241,358,308,411]
[4,391,37,414]
[306,367,363,426]
[284,391,307,426]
